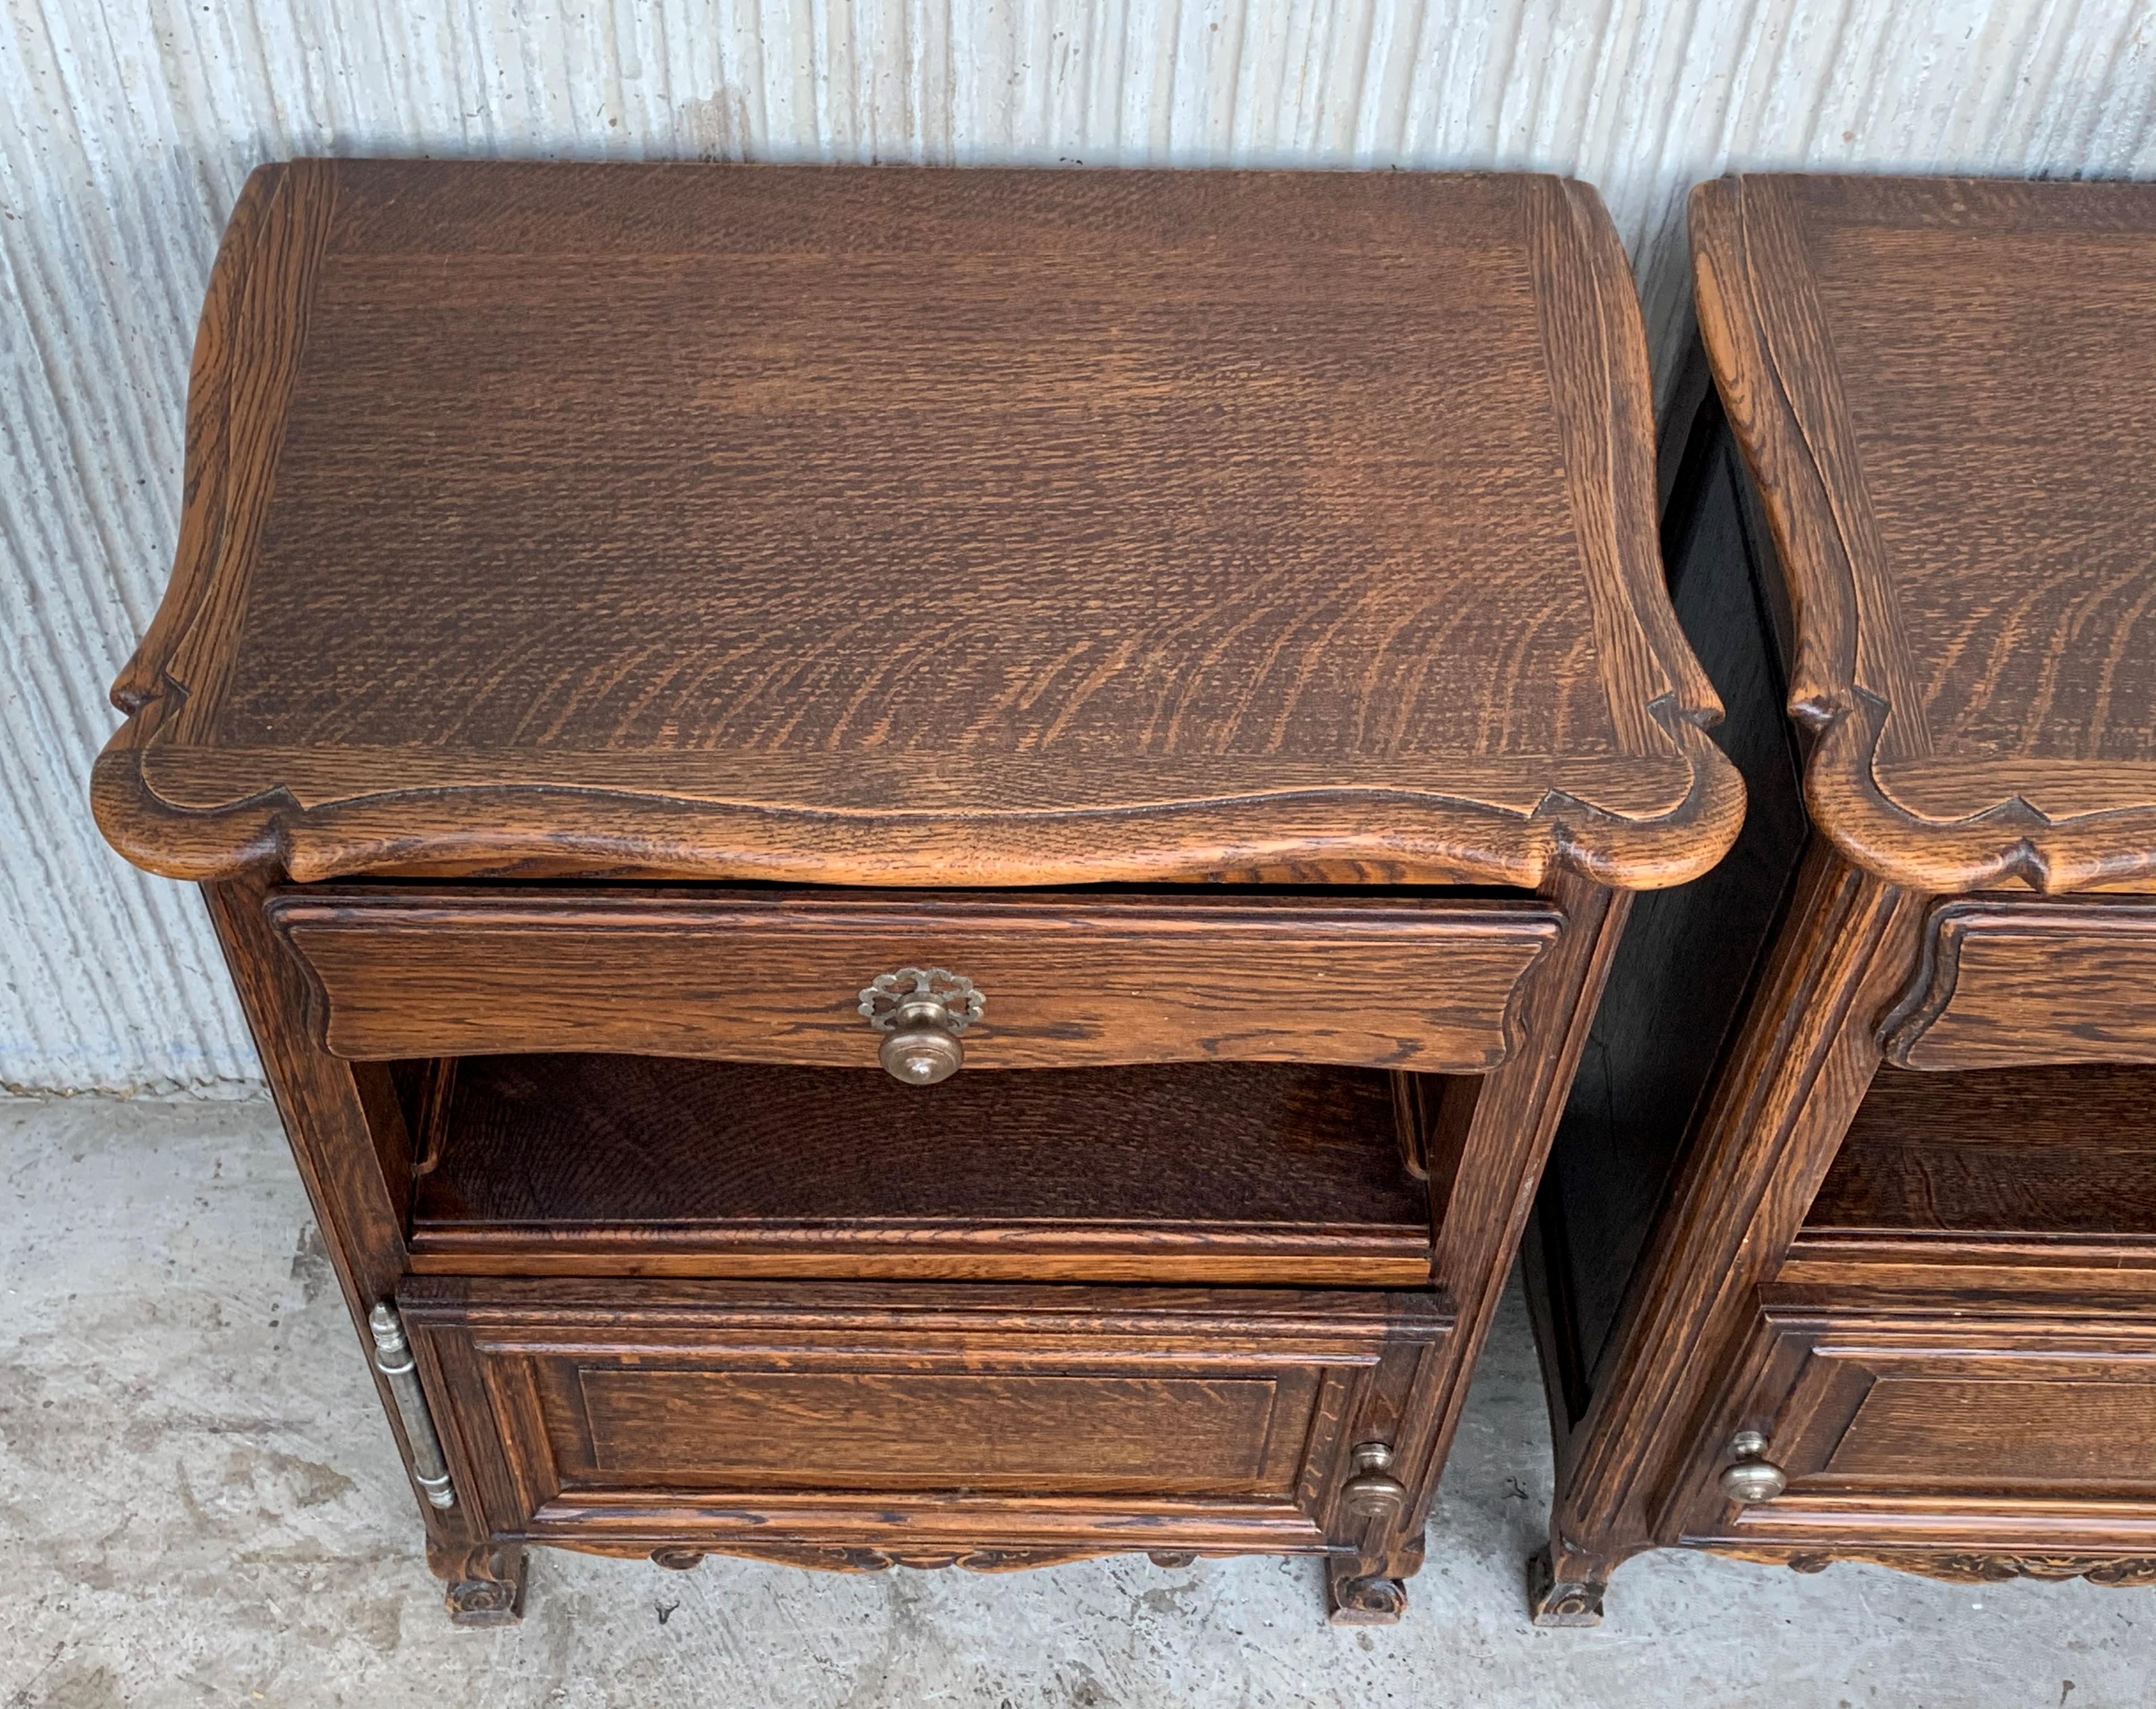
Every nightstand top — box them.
[96,159,1737,890]
[1693,173,2156,895]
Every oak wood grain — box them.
[1880,897,2156,1070]
[94,159,1738,891]
[1674,1299,2156,1561]
[1530,843,1926,1617]
[409,1054,1433,1285]
[398,1276,1448,1560]
[1692,174,2156,895]
[1805,1061,2156,1240]
[267,885,1560,1074]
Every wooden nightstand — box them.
[92,159,1738,1626]
[1528,174,2156,1623]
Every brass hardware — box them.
[858,967,985,1086]
[1719,1429,1787,1504]
[1340,1440,1409,1522]
[368,1302,457,1509]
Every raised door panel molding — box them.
[1677,1298,2156,1561]
[398,1277,1451,1555]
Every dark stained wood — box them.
[1691,174,2156,896]
[410,1055,1434,1284]
[93,160,1714,1629]
[1529,386,1810,1433]
[1881,898,2156,1070]
[93,159,1738,893]
[269,885,1562,1074]
[1671,1298,2156,1566]
[200,874,499,1580]
[1529,842,1924,1622]
[1532,176,2156,1623]
[399,1276,1449,1567]
[1805,1062,2156,1240]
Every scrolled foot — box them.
[1326,1556,1409,1625]
[651,1548,706,1572]
[1527,1544,1606,1627]
[431,1542,528,1627]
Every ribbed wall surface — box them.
[5,0,2154,1091]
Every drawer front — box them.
[1882,898,2156,1071]
[269,886,1560,1073]
[1678,1296,2156,1558]
[400,1278,1451,1555]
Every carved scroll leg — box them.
[430,1539,528,1627]
[1527,1542,1612,1627]
[1324,1438,1426,1625]
[1326,1530,1423,1626]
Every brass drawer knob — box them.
[1719,1430,1788,1504]
[858,967,986,1086]
[1340,1441,1409,1522]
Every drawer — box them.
[1882,898,2156,1071]
[399,1278,1452,1559]
[1676,1293,2156,1559]
[267,885,1560,1074]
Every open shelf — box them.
[1805,1062,2156,1243]
[407,1054,1436,1284]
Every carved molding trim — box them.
[1785,1551,2156,1588]
[1691,174,2156,897]
[94,161,1743,895]
[641,1543,1116,1576]
[1878,894,2156,1068]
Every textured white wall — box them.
[5,0,2154,1092]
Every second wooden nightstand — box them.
[1529,172,2156,1623]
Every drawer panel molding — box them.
[1880,897,2156,1071]
[269,886,1562,1074]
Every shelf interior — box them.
[406,1053,1438,1284]
[1805,1061,2156,1242]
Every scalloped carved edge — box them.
[1691,175,2156,897]
[1781,1551,2156,1588]
[598,1542,1117,1575]
[95,163,1743,895]
[1876,897,1982,1067]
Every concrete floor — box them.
[1,1095,2147,1708]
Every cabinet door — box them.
[1676,1296,2156,1570]
[402,1277,1451,1562]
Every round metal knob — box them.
[879,1014,964,1085]
[1719,1430,1787,1504]
[858,967,984,1087]
[1340,1441,1409,1522]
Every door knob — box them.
[1340,1441,1409,1522]
[1718,1430,1788,1503]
